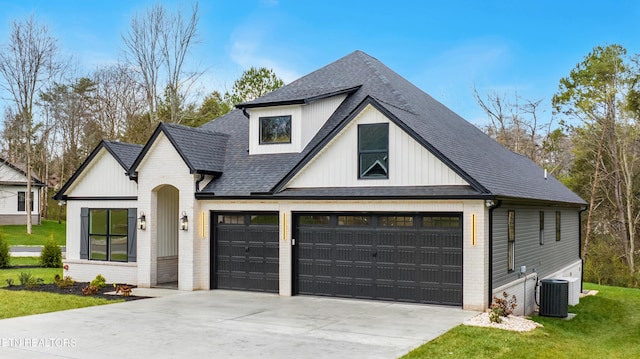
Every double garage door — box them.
[212,212,463,306]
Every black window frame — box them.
[508,210,515,272]
[358,123,389,179]
[555,211,561,241]
[17,191,34,212]
[88,208,129,262]
[539,211,545,245]
[259,115,292,144]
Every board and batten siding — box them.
[492,206,580,288]
[286,104,469,188]
[0,185,40,215]
[64,149,138,198]
[156,185,179,257]
[248,95,346,155]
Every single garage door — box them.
[212,212,279,293]
[294,213,462,305]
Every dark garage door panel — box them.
[295,213,463,305]
[213,213,279,293]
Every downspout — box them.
[487,199,502,308]
[579,205,588,293]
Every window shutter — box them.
[127,208,137,262]
[80,208,89,259]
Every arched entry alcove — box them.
[153,184,179,287]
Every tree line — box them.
[477,44,640,288]
[0,3,282,233]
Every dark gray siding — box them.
[492,205,580,288]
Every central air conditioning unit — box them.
[539,279,568,318]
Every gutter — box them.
[487,199,502,308]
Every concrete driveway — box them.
[0,290,477,359]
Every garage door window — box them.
[218,215,244,224]
[299,215,330,225]
[423,216,460,228]
[251,214,278,224]
[338,215,371,226]
[379,215,413,227]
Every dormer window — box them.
[260,115,291,144]
[358,123,388,179]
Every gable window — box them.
[358,123,389,179]
[17,191,34,212]
[556,211,561,241]
[260,115,291,144]
[508,210,515,271]
[539,211,545,245]
[89,209,128,262]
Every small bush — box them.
[18,272,43,289]
[489,291,518,323]
[54,274,75,289]
[18,272,33,286]
[5,278,14,286]
[0,234,10,268]
[91,274,106,289]
[40,236,62,268]
[82,285,99,296]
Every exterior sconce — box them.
[181,211,188,231]
[138,212,146,230]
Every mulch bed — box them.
[2,282,148,301]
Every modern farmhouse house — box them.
[0,157,43,225]
[55,51,586,313]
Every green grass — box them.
[0,219,66,246]
[401,283,640,359]
[7,256,40,266]
[0,267,62,287]
[0,290,121,319]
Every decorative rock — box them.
[463,312,543,332]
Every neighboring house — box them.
[0,158,43,225]
[55,51,586,314]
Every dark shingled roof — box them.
[103,141,144,171]
[130,123,228,175]
[198,50,585,205]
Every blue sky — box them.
[1,0,639,126]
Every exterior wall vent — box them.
[539,279,568,317]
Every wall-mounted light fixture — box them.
[138,211,146,230]
[180,211,188,231]
[485,199,495,208]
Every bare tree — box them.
[474,86,551,166]
[92,63,147,139]
[0,15,60,234]
[122,2,201,124]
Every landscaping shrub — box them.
[489,291,518,323]
[18,272,44,289]
[0,234,10,268]
[40,236,62,268]
[90,274,106,289]
[82,285,99,296]
[54,274,75,289]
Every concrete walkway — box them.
[0,290,477,359]
[9,246,66,257]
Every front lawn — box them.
[0,219,65,246]
[0,266,61,287]
[0,290,120,319]
[402,283,640,359]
